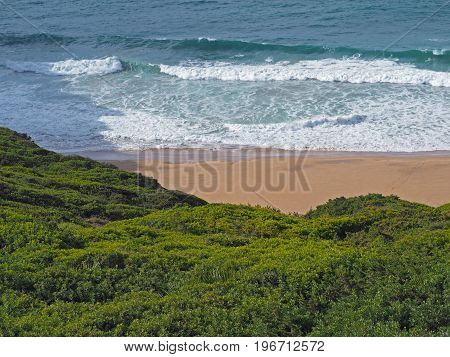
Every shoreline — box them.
[77,147,450,163]
[79,148,450,214]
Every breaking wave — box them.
[5,57,123,76]
[159,58,450,87]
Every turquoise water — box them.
[0,0,449,151]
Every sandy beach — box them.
[89,149,450,214]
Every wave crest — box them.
[2,33,448,63]
[5,57,123,76]
[159,58,450,87]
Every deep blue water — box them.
[0,0,449,151]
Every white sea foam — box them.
[82,62,449,152]
[98,111,225,149]
[97,106,450,152]
[198,37,217,41]
[432,49,447,56]
[303,115,367,128]
[159,58,450,87]
[5,57,122,76]
[3,54,447,153]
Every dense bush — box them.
[0,128,205,223]
[0,128,448,336]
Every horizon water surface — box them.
[0,0,449,152]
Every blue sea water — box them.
[0,0,449,151]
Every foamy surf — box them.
[159,58,450,87]
[432,49,448,56]
[303,115,367,128]
[95,107,450,152]
[5,57,123,76]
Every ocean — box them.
[0,0,449,152]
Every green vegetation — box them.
[0,128,205,223]
[0,127,449,336]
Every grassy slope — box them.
[0,128,205,223]
[0,128,449,336]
